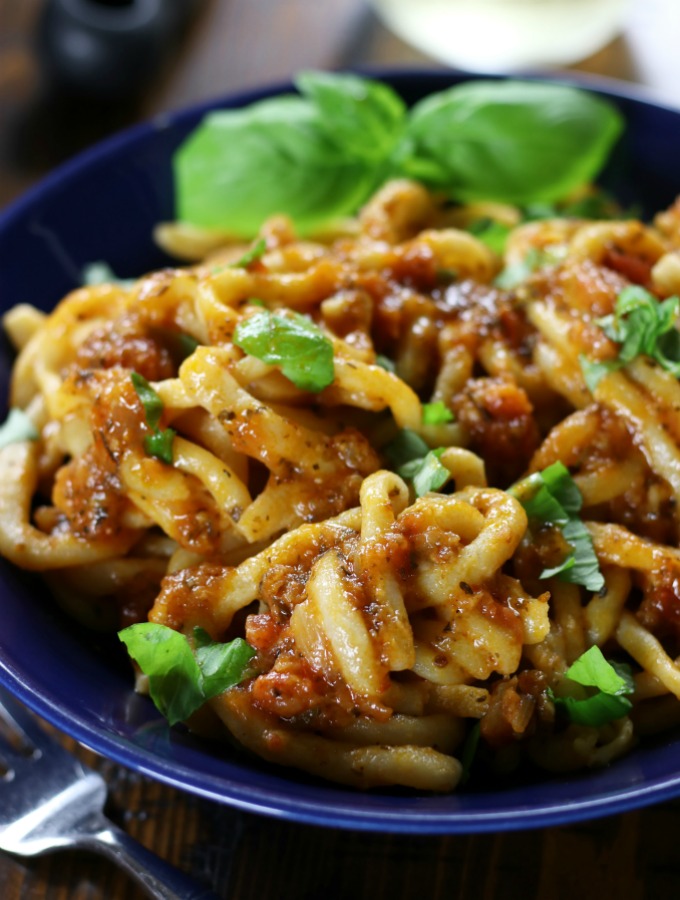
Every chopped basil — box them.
[118,623,256,726]
[384,428,449,497]
[550,645,634,727]
[581,286,680,391]
[411,449,450,497]
[131,372,163,430]
[579,355,618,392]
[421,400,455,425]
[494,244,570,290]
[0,408,39,449]
[233,309,334,392]
[599,286,680,376]
[231,237,267,269]
[509,461,604,592]
[384,428,430,469]
[131,372,175,464]
[174,73,623,236]
[144,428,176,465]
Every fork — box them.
[0,688,221,899]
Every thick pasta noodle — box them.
[5,179,680,791]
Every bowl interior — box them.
[2,71,680,832]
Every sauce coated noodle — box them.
[4,179,680,791]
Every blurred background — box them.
[0,0,678,212]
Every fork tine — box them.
[0,688,53,752]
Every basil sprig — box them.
[131,372,176,464]
[119,623,256,726]
[233,309,334,392]
[174,72,623,237]
[421,400,455,425]
[384,428,450,497]
[231,237,267,269]
[581,285,680,391]
[509,461,604,592]
[550,645,634,727]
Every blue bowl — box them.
[2,71,680,834]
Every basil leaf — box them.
[495,244,567,290]
[131,372,164,431]
[385,429,450,496]
[411,449,450,497]
[174,93,378,235]
[579,354,620,392]
[192,628,257,699]
[567,645,631,694]
[119,623,206,725]
[384,428,431,468]
[231,237,267,269]
[557,691,632,727]
[0,408,39,449]
[509,462,604,592]
[131,373,175,463]
[233,310,334,392]
[539,460,582,517]
[541,517,604,590]
[144,428,176,465]
[173,74,623,237]
[422,400,455,425]
[296,70,406,163]
[551,646,634,727]
[494,247,544,290]
[397,80,623,205]
[119,623,255,726]
[596,286,680,376]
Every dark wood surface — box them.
[2,1,680,897]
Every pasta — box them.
[5,176,680,792]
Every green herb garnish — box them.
[384,428,450,497]
[550,645,634,727]
[0,408,39,449]
[410,449,450,497]
[509,461,604,592]
[233,309,334,392]
[174,73,623,236]
[119,623,256,726]
[399,79,623,206]
[131,372,176,464]
[231,237,268,269]
[421,400,455,425]
[384,428,430,469]
[584,286,680,390]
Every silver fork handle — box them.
[75,814,221,900]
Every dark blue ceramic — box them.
[2,71,680,833]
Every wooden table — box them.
[2,1,680,897]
